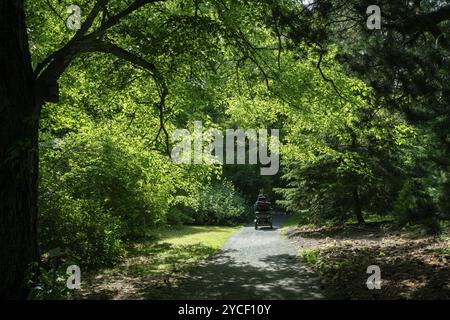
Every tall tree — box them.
[0,0,40,299]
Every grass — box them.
[347,213,395,224]
[280,213,316,231]
[300,248,321,265]
[153,225,240,249]
[79,224,240,299]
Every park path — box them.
[175,214,323,299]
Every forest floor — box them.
[77,225,240,299]
[283,218,450,299]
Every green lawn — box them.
[79,225,240,299]
[154,225,241,249]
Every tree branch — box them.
[45,0,65,25]
[316,48,347,105]
[85,40,158,75]
[33,0,165,103]
[389,5,450,34]
[73,0,108,40]
[84,40,170,154]
[87,0,166,39]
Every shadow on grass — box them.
[80,242,217,300]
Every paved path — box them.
[175,214,323,299]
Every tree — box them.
[0,0,41,300]
[266,49,414,224]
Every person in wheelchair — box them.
[253,194,273,229]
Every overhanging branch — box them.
[87,0,166,39]
[85,40,170,154]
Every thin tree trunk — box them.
[352,187,365,224]
[0,0,41,299]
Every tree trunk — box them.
[0,0,41,299]
[352,187,365,224]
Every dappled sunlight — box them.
[79,226,238,300]
[3,0,450,301]
[158,226,241,248]
[175,252,323,300]
[289,224,450,299]
[174,215,323,300]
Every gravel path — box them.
[175,214,323,299]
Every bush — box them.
[393,179,441,234]
[38,123,216,268]
[175,180,251,225]
[38,125,176,268]
[166,207,195,225]
[26,262,74,300]
[44,130,173,238]
[39,191,125,267]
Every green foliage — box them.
[39,194,125,267]
[267,51,415,224]
[26,261,75,300]
[39,122,207,266]
[393,179,441,234]
[196,180,250,225]
[300,248,321,266]
[274,0,450,218]
[38,110,251,267]
[222,163,282,204]
[174,180,251,225]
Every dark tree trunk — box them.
[0,0,41,299]
[352,187,365,224]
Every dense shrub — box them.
[173,180,251,225]
[38,192,125,267]
[393,179,441,234]
[26,260,78,300]
[38,125,180,267]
